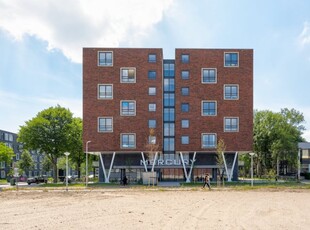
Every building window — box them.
[16,153,19,161]
[98,117,113,132]
[225,52,239,67]
[202,68,217,83]
[181,103,189,112]
[181,87,189,96]
[98,84,113,99]
[148,120,156,128]
[224,117,239,132]
[202,101,217,116]
[120,68,136,83]
[4,133,9,141]
[164,108,175,122]
[149,136,156,144]
[181,136,189,144]
[181,70,189,80]
[202,134,216,148]
[149,103,156,112]
[164,79,175,91]
[181,119,189,128]
[1,170,6,178]
[164,123,175,136]
[98,51,113,66]
[164,63,175,77]
[148,70,156,79]
[181,54,189,63]
[148,54,156,63]
[121,101,136,116]
[164,138,175,151]
[0,162,5,168]
[164,93,175,106]
[224,85,239,100]
[121,134,136,149]
[148,87,156,95]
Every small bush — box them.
[304,173,310,180]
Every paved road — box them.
[0,182,41,189]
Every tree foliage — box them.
[145,128,160,172]
[17,150,34,177]
[18,105,78,182]
[66,117,84,178]
[253,108,305,176]
[0,142,14,164]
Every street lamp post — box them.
[249,152,255,187]
[64,152,70,192]
[86,141,91,188]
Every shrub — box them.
[304,172,310,180]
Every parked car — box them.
[27,176,47,185]
[62,175,78,184]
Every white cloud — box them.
[299,21,310,46]
[0,0,174,63]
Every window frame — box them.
[98,84,113,99]
[148,70,157,80]
[181,135,189,145]
[120,100,136,116]
[120,133,136,149]
[148,87,156,96]
[201,68,217,84]
[224,84,239,100]
[224,52,239,67]
[201,133,217,148]
[120,67,136,83]
[148,103,156,112]
[148,119,156,128]
[181,103,189,112]
[201,100,217,116]
[148,54,156,63]
[181,70,190,80]
[181,87,189,96]
[224,117,239,132]
[98,51,113,67]
[181,54,189,63]
[181,119,189,128]
[98,117,113,133]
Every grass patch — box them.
[180,181,310,190]
[0,179,7,184]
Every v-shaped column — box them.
[179,152,196,183]
[222,152,238,182]
[99,152,116,183]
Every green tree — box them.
[42,155,53,174]
[18,105,75,183]
[254,108,305,177]
[0,142,14,164]
[17,150,34,177]
[67,117,84,178]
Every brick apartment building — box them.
[83,48,253,182]
[0,129,52,180]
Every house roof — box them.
[298,142,310,149]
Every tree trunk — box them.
[77,162,81,179]
[53,157,58,183]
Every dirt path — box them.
[1,189,310,229]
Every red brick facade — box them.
[83,48,253,153]
[83,48,163,152]
[175,49,253,152]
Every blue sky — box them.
[1,0,310,141]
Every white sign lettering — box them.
[140,159,189,166]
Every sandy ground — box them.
[1,188,310,230]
